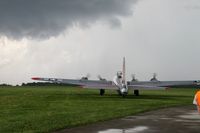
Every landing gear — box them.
[100,89,105,96]
[117,90,122,96]
[122,93,128,98]
[134,90,139,96]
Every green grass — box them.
[0,86,197,133]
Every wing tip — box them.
[31,77,41,80]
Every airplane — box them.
[32,57,200,97]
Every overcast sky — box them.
[0,0,200,85]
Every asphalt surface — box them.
[55,105,200,133]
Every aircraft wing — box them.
[128,80,200,89]
[32,77,118,90]
[127,85,167,90]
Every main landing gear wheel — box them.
[134,90,139,96]
[122,94,126,98]
[100,89,105,96]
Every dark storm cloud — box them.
[0,0,137,39]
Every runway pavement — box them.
[55,105,200,133]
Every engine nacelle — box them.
[194,80,200,85]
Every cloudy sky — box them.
[0,0,200,85]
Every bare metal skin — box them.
[32,57,200,97]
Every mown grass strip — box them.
[0,86,197,132]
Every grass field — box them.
[0,86,197,133]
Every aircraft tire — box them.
[100,89,105,96]
[134,90,139,96]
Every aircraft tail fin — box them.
[122,57,126,84]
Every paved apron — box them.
[55,105,200,133]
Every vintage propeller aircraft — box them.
[32,57,200,97]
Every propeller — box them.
[131,74,138,81]
[97,75,106,81]
[150,73,158,81]
[81,73,90,80]
[153,73,157,78]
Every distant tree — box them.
[0,83,12,87]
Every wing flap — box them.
[128,85,166,90]
[83,84,118,90]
